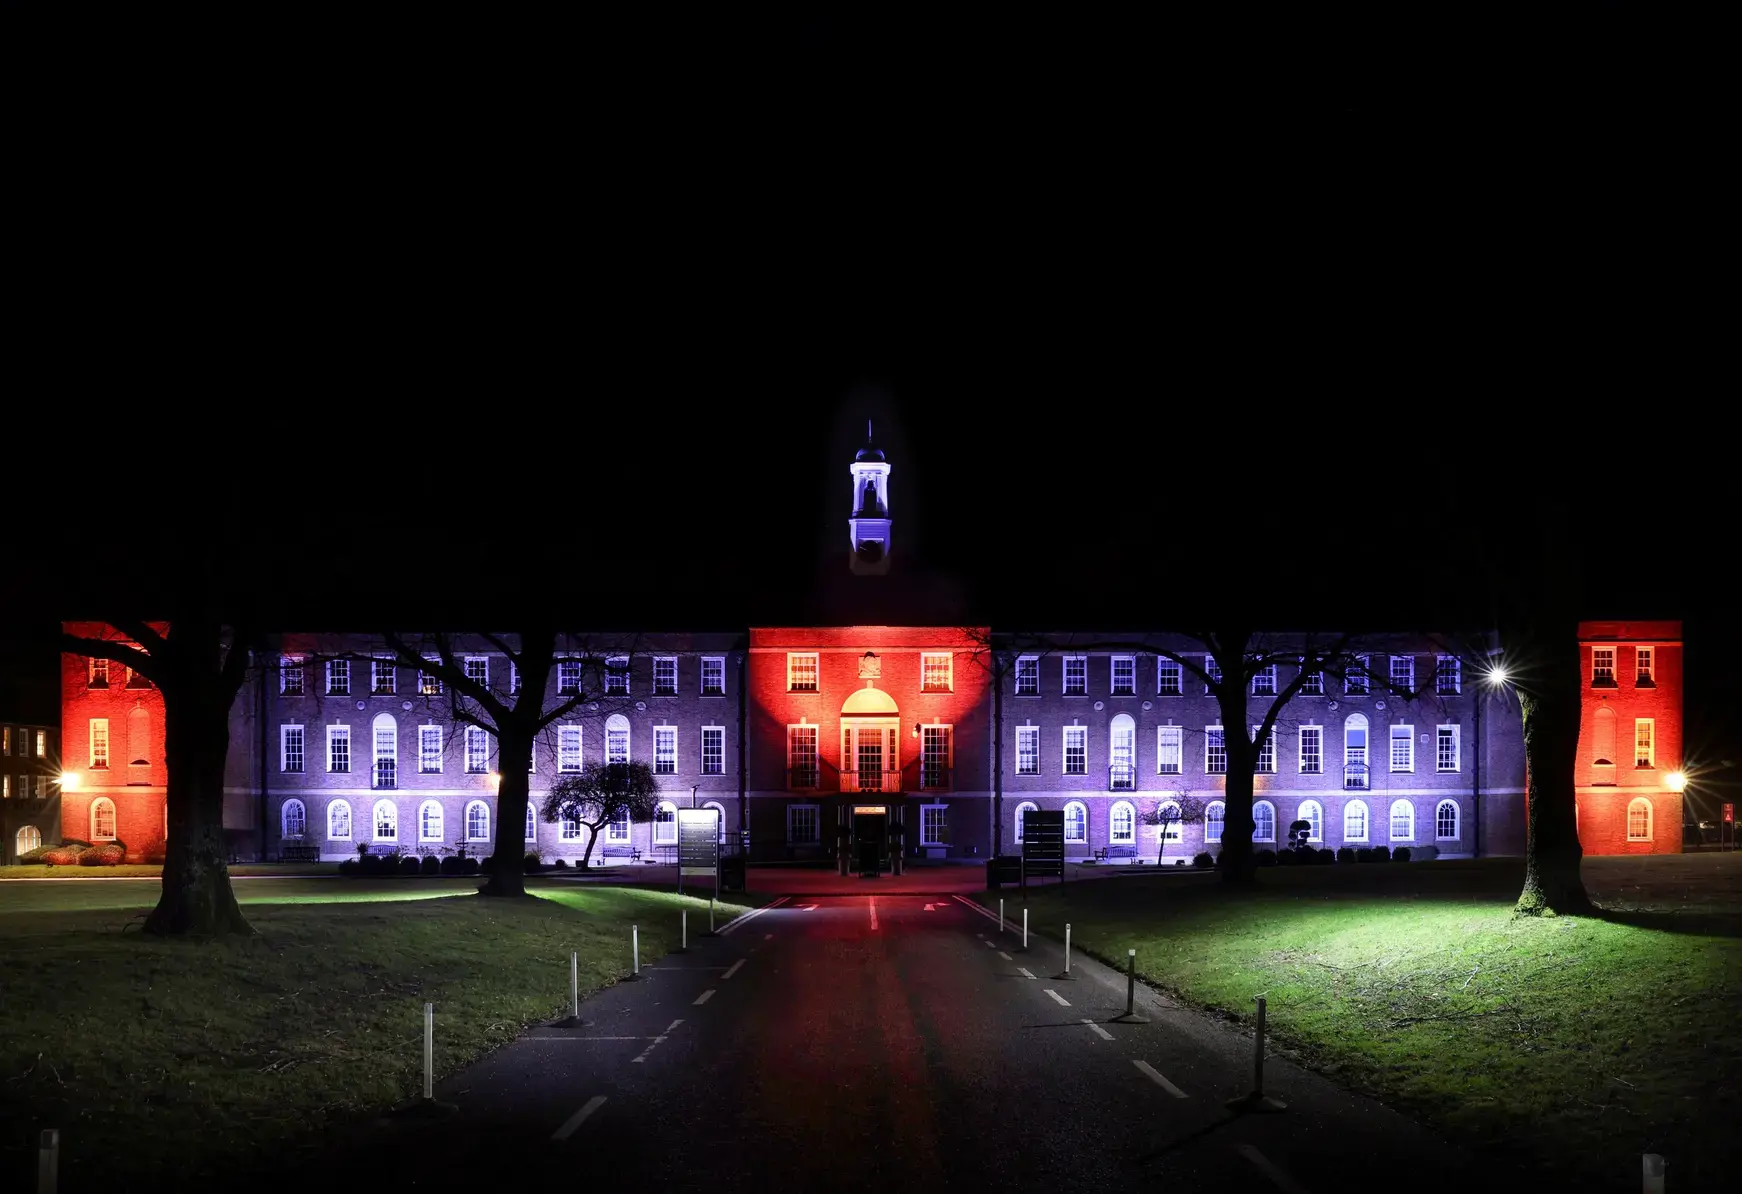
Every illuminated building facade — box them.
[1572,621,1684,854]
[2,718,59,862]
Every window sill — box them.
[1590,679,1619,690]
[1436,768,1460,774]
[1156,692,1183,698]
[1062,693,1089,698]
[1635,679,1656,689]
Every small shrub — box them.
[1368,845,1390,863]
[1192,851,1214,869]
[1275,847,1299,866]
[1316,847,1335,864]
[1392,846,1412,863]
[1355,847,1373,863]
[17,845,54,864]
[358,854,381,875]
[79,844,125,866]
[42,847,85,866]
[1336,846,1356,864]
[356,841,371,858]
[1212,851,1225,868]
[338,859,359,876]
[1255,848,1278,867]
[399,855,422,875]
[524,853,542,873]
[480,856,496,873]
[460,857,480,875]
[1412,844,1440,861]
[439,856,463,875]
[419,855,440,875]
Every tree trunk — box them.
[482,731,533,898]
[145,689,252,936]
[1514,670,1593,916]
[1218,661,1257,885]
[579,825,599,869]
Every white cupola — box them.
[848,419,892,575]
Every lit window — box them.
[373,799,398,842]
[921,653,953,693]
[465,657,489,690]
[372,658,396,696]
[560,809,582,841]
[328,800,352,840]
[280,655,305,696]
[1156,726,1182,774]
[1252,663,1277,696]
[16,825,41,855]
[281,725,305,773]
[1344,800,1368,842]
[1110,656,1135,696]
[1015,656,1038,696]
[89,719,110,769]
[1253,800,1275,842]
[702,727,724,775]
[1063,801,1087,842]
[702,657,726,696]
[525,803,538,843]
[1253,726,1276,774]
[1063,726,1086,775]
[328,726,351,773]
[1435,800,1459,840]
[1063,657,1086,695]
[654,658,678,696]
[1154,801,1183,843]
[1635,647,1654,686]
[1635,719,1654,768]
[557,660,582,696]
[1013,801,1038,843]
[1592,647,1616,686]
[1157,659,1182,696]
[326,660,350,696]
[88,658,109,688]
[420,660,443,695]
[1435,656,1461,695]
[1345,657,1369,695]
[787,653,818,692]
[1204,654,1222,693]
[1109,801,1135,845]
[606,656,632,695]
[921,725,952,789]
[1296,800,1323,842]
[1627,797,1652,841]
[655,726,677,774]
[787,804,819,844]
[1299,726,1322,773]
[920,804,950,846]
[416,800,443,842]
[1389,799,1414,841]
[372,715,397,790]
[1389,655,1414,692]
[1204,801,1225,843]
[1299,662,1324,696]
[605,715,630,764]
[419,725,442,773]
[1389,724,1414,772]
[466,726,490,773]
[1109,715,1134,789]
[655,802,677,844]
[556,725,583,772]
[91,797,117,840]
[282,799,307,839]
[704,802,726,843]
[466,801,490,841]
[1016,726,1039,775]
[1343,714,1369,788]
[1205,726,1227,774]
[787,726,818,788]
[1436,725,1460,772]
[125,667,153,690]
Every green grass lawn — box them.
[0,878,762,1191]
[985,860,1742,1192]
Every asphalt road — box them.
[267,890,1496,1193]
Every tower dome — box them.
[848,419,892,575]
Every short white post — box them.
[1065,924,1072,973]
[1252,995,1266,1093]
[570,951,579,1021]
[422,1003,434,1102]
[682,909,688,952]
[710,898,715,934]
[1000,898,1005,933]
[37,1128,57,1194]
[1643,1153,1666,1194]
[632,924,640,977]
[1023,907,1029,950]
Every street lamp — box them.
[1486,665,1508,686]
[1667,770,1688,793]
[58,773,79,790]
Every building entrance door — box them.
[852,805,888,877]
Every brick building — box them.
[1572,620,1684,855]
[2,719,58,862]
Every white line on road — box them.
[1133,1059,1187,1098]
[983,940,996,949]
[551,1095,607,1142]
[870,897,879,931]
[1044,989,1070,1007]
[664,1019,683,1033]
[538,1036,657,1041]
[692,989,716,1006]
[953,894,1003,925]
[1238,1144,1308,1193]
[722,959,746,980]
[764,934,773,940]
[998,951,1013,961]
[1017,967,1037,979]
[975,932,984,937]
[1081,1018,1114,1041]
[719,896,790,935]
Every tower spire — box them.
[849,418,891,575]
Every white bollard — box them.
[632,924,640,977]
[710,898,715,934]
[1643,1153,1665,1194]
[1066,924,1072,973]
[422,1003,434,1102]
[682,909,688,952]
[1000,898,1005,933]
[570,952,579,1021]
[1023,907,1029,950]
[37,1128,57,1194]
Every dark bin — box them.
[719,854,746,893]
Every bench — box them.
[279,844,322,863]
[599,844,641,864]
[1094,844,1138,863]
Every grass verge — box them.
[0,878,763,1191]
[980,859,1742,1191]
[0,863,340,880]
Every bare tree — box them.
[542,761,662,869]
[1142,791,1206,863]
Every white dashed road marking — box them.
[629,1020,685,1064]
[551,1095,607,1142]
[692,989,716,1006]
[1238,1143,1309,1193]
[997,951,1013,961]
[722,959,746,980]
[1133,1059,1187,1098]
[1044,989,1071,1007]
[1017,967,1037,979]
[1081,1019,1114,1041]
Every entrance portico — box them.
[838,679,906,875]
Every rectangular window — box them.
[1436,656,1461,695]
[1254,726,1276,773]
[787,653,818,692]
[557,660,582,695]
[608,808,631,842]
[655,726,677,774]
[701,727,724,775]
[373,721,397,789]
[921,652,953,693]
[1016,726,1039,775]
[126,667,153,689]
[1390,655,1414,692]
[1205,726,1226,774]
[1299,726,1322,773]
[419,660,443,695]
[787,725,818,788]
[465,656,489,689]
[654,657,678,696]
[1110,656,1135,696]
[1204,655,1222,693]
[510,662,522,694]
[557,726,582,772]
[1635,719,1654,768]
[1390,724,1414,772]
[328,725,351,773]
[1156,659,1181,696]
[1636,647,1654,685]
[419,725,442,773]
[1015,656,1039,695]
[604,657,630,694]
[1437,725,1461,772]
[1252,663,1277,696]
[1063,657,1086,695]
[787,804,820,845]
[1157,726,1182,774]
[88,658,109,688]
[279,656,303,695]
[1345,656,1369,695]
[701,656,725,696]
[281,725,304,773]
[466,726,490,773]
[1592,646,1615,685]
[1299,663,1324,696]
[920,804,949,846]
[372,658,396,695]
[559,811,581,841]
[326,660,350,696]
[1062,726,1087,775]
[90,719,109,769]
[605,724,629,764]
[921,725,951,788]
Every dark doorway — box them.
[852,806,887,877]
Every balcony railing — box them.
[841,768,902,793]
[1108,763,1136,791]
[920,765,952,791]
[1343,763,1370,791]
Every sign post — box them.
[1021,810,1065,895]
[1724,802,1734,851]
[677,807,721,901]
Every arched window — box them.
[1296,800,1323,842]
[1110,800,1136,844]
[372,713,398,790]
[419,801,444,842]
[1204,800,1225,843]
[703,801,727,843]
[1063,801,1087,843]
[281,798,307,839]
[1389,799,1414,841]
[604,714,631,764]
[1344,799,1368,842]
[654,801,678,844]
[373,799,398,842]
[466,800,491,842]
[1343,713,1369,788]
[1435,799,1460,840]
[1109,714,1136,789]
[128,705,151,767]
[1013,801,1038,844]
[16,825,42,855]
[328,799,352,840]
[1627,797,1653,841]
[91,797,117,840]
[525,802,538,843]
[1592,707,1617,779]
[1253,800,1276,842]
[1154,800,1183,843]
